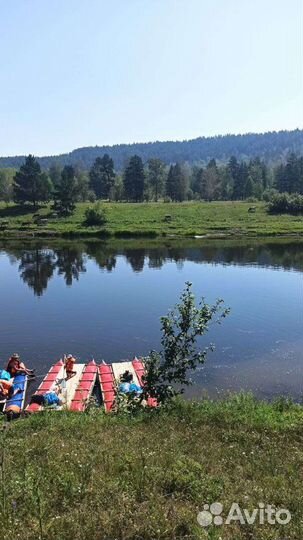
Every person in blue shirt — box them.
[30,387,64,408]
[119,370,142,395]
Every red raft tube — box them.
[27,360,98,413]
[26,360,65,413]
[132,357,157,408]
[98,362,116,412]
[98,358,158,411]
[70,360,98,412]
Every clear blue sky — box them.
[0,0,301,156]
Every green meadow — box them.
[1,395,303,540]
[0,201,302,239]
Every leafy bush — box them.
[84,203,107,226]
[142,282,230,404]
[268,192,303,214]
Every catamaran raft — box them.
[0,357,157,418]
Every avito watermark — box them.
[197,502,291,527]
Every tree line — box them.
[0,129,302,170]
[0,151,302,211]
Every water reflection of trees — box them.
[18,249,56,296]
[86,242,117,272]
[56,249,86,286]
[2,239,303,296]
[8,246,87,296]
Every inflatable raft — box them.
[27,359,98,413]
[3,372,28,418]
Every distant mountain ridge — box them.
[1,129,302,170]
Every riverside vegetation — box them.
[0,149,302,239]
[1,396,303,540]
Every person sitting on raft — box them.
[6,353,35,378]
[0,379,22,401]
[64,354,76,380]
[29,387,65,408]
[119,370,142,395]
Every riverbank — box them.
[1,394,302,540]
[0,201,302,239]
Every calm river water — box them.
[0,238,302,399]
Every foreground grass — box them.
[1,394,303,540]
[0,201,302,238]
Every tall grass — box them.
[1,395,303,539]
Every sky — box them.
[0,0,302,156]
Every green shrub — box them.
[84,203,107,226]
[268,192,303,214]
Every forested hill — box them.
[1,129,302,170]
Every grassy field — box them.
[0,201,302,238]
[1,394,303,540]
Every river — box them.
[0,238,302,399]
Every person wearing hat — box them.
[64,354,76,380]
[6,353,35,378]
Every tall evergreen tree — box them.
[166,165,176,200]
[244,176,254,198]
[191,166,203,197]
[89,154,115,199]
[147,158,166,201]
[165,164,187,201]
[53,166,78,214]
[274,164,286,192]
[233,162,248,200]
[285,153,300,193]
[14,155,52,208]
[123,155,145,202]
[227,156,241,200]
[228,156,240,183]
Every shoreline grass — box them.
[0,201,302,239]
[1,394,303,539]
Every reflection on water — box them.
[0,238,302,399]
[2,238,303,296]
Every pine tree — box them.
[165,164,187,201]
[233,162,248,200]
[191,167,203,198]
[147,158,166,201]
[123,155,145,202]
[274,164,286,192]
[174,163,187,201]
[228,156,240,183]
[14,155,52,208]
[89,154,115,199]
[53,166,78,214]
[285,153,299,193]
[244,176,254,198]
[166,165,176,200]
